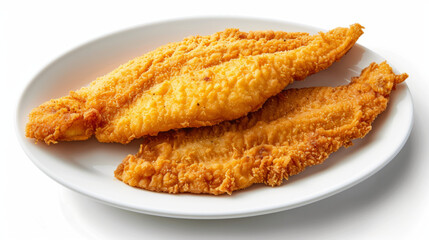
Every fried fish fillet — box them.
[26,24,363,144]
[115,62,407,195]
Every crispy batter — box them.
[25,29,311,144]
[26,24,363,144]
[115,62,407,195]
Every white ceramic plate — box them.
[16,17,413,219]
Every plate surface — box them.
[16,17,413,219]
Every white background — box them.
[1,0,428,239]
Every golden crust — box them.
[26,25,363,144]
[115,62,407,195]
[25,29,312,144]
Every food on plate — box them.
[114,62,407,195]
[26,24,363,144]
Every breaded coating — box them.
[26,24,363,144]
[26,29,312,144]
[115,62,407,195]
